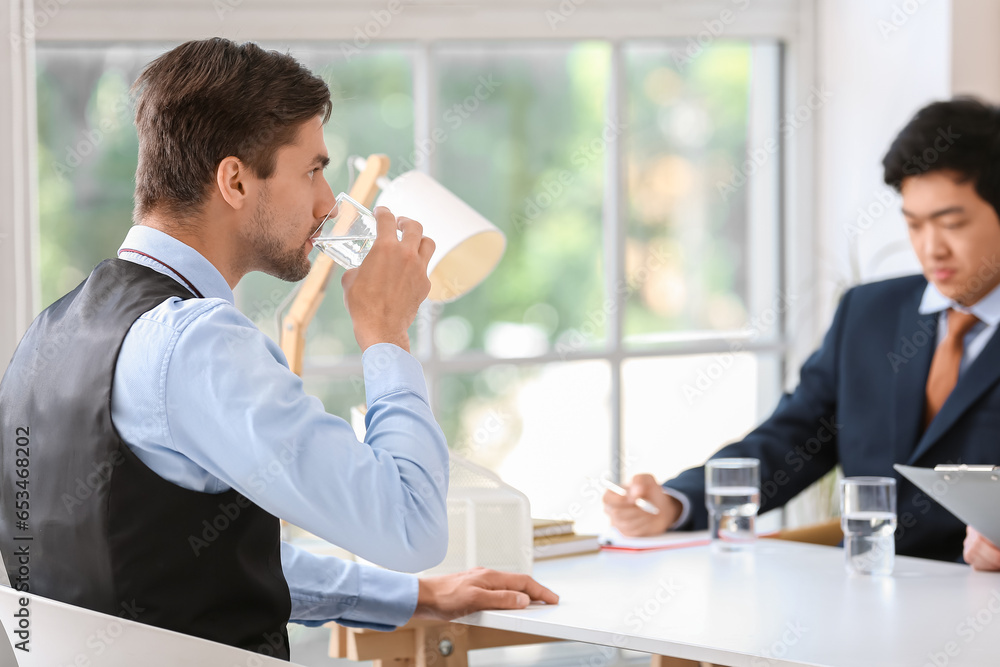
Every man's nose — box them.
[923,225,949,258]
[316,179,336,220]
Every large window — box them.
[35,37,783,533]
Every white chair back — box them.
[0,586,300,666]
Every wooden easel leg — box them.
[328,624,348,658]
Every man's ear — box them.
[216,156,252,210]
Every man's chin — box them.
[262,258,312,283]
[931,273,982,305]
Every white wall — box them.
[813,0,951,329]
[781,0,952,526]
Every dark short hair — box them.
[883,97,1000,217]
[131,38,332,221]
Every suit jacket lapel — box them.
[892,295,938,466]
[909,326,1000,463]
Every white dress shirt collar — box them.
[918,279,1000,328]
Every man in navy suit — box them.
[605,98,1000,567]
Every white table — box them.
[455,540,1000,667]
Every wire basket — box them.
[422,454,533,576]
[349,406,532,575]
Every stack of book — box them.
[532,518,600,560]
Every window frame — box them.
[3,0,820,485]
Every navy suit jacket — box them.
[666,274,1000,562]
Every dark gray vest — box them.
[0,259,291,659]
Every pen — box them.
[599,478,661,515]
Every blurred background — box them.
[31,37,778,534]
[1,0,996,663]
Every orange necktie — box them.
[924,308,980,427]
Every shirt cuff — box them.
[282,542,418,631]
[342,565,420,630]
[362,343,431,406]
[662,486,692,530]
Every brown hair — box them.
[131,38,332,222]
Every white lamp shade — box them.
[374,170,506,302]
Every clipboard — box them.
[894,463,1000,545]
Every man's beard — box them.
[243,188,312,283]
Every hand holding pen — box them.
[601,474,682,537]
[599,478,661,515]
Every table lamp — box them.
[279,154,506,376]
[372,164,506,302]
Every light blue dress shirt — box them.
[665,279,1000,530]
[109,225,449,630]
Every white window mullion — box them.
[605,42,627,483]
[411,41,442,412]
[746,41,784,421]
[0,0,40,367]
[782,0,820,382]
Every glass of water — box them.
[840,477,896,575]
[312,192,378,270]
[705,458,761,552]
